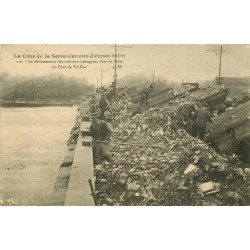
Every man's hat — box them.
[91,113,100,119]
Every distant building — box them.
[216,77,250,88]
[216,77,250,99]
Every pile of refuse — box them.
[94,87,250,206]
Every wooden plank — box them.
[131,88,171,104]
[207,101,250,137]
[80,121,91,136]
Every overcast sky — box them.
[1,44,250,86]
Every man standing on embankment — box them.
[193,104,213,140]
[90,113,112,165]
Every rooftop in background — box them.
[217,77,250,99]
[222,77,250,88]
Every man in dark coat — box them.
[180,102,196,134]
[98,94,108,120]
[140,88,150,107]
[144,88,150,106]
[90,113,112,165]
[193,105,213,139]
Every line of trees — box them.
[0,73,95,101]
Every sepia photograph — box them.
[1,1,250,249]
[0,44,249,206]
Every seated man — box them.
[90,113,112,165]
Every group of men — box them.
[90,112,112,165]
[91,84,115,121]
[180,102,213,140]
[181,97,239,140]
[90,85,115,165]
[90,83,139,165]
[89,82,234,165]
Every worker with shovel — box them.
[90,113,112,165]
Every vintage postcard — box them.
[0,44,249,206]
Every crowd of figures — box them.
[89,83,117,165]
[86,84,250,206]
[89,83,163,165]
[88,83,250,167]
[179,101,228,140]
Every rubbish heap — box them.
[94,86,250,206]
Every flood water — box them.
[0,106,77,205]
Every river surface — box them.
[0,106,77,205]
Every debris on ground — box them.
[92,86,250,206]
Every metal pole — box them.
[218,45,223,88]
[101,68,103,87]
[114,44,117,88]
[153,69,155,86]
[206,46,226,88]
[88,179,98,206]
[110,44,132,89]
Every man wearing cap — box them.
[192,104,212,140]
[90,113,112,165]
